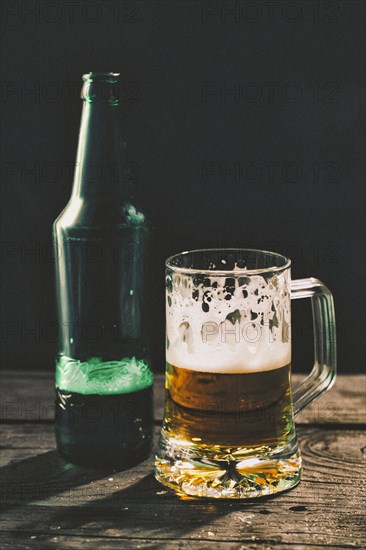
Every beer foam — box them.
[166,270,291,374]
[56,356,153,394]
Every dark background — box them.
[1,0,365,374]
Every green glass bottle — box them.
[53,72,153,468]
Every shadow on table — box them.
[0,450,280,541]
[0,450,125,513]
[49,472,281,542]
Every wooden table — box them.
[0,371,365,549]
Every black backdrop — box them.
[1,0,365,373]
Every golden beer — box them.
[164,362,293,445]
[156,362,301,498]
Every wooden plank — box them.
[0,536,357,550]
[0,372,55,423]
[0,371,365,425]
[0,424,365,548]
[0,533,342,550]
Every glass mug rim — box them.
[165,248,291,276]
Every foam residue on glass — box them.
[56,356,153,394]
[166,265,291,373]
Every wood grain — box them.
[0,424,365,548]
[0,533,352,550]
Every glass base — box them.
[155,436,302,499]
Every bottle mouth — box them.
[82,72,121,83]
[81,72,121,104]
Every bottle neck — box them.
[72,97,131,201]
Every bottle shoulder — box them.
[54,197,150,231]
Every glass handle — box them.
[290,278,337,415]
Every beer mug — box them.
[155,249,336,498]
